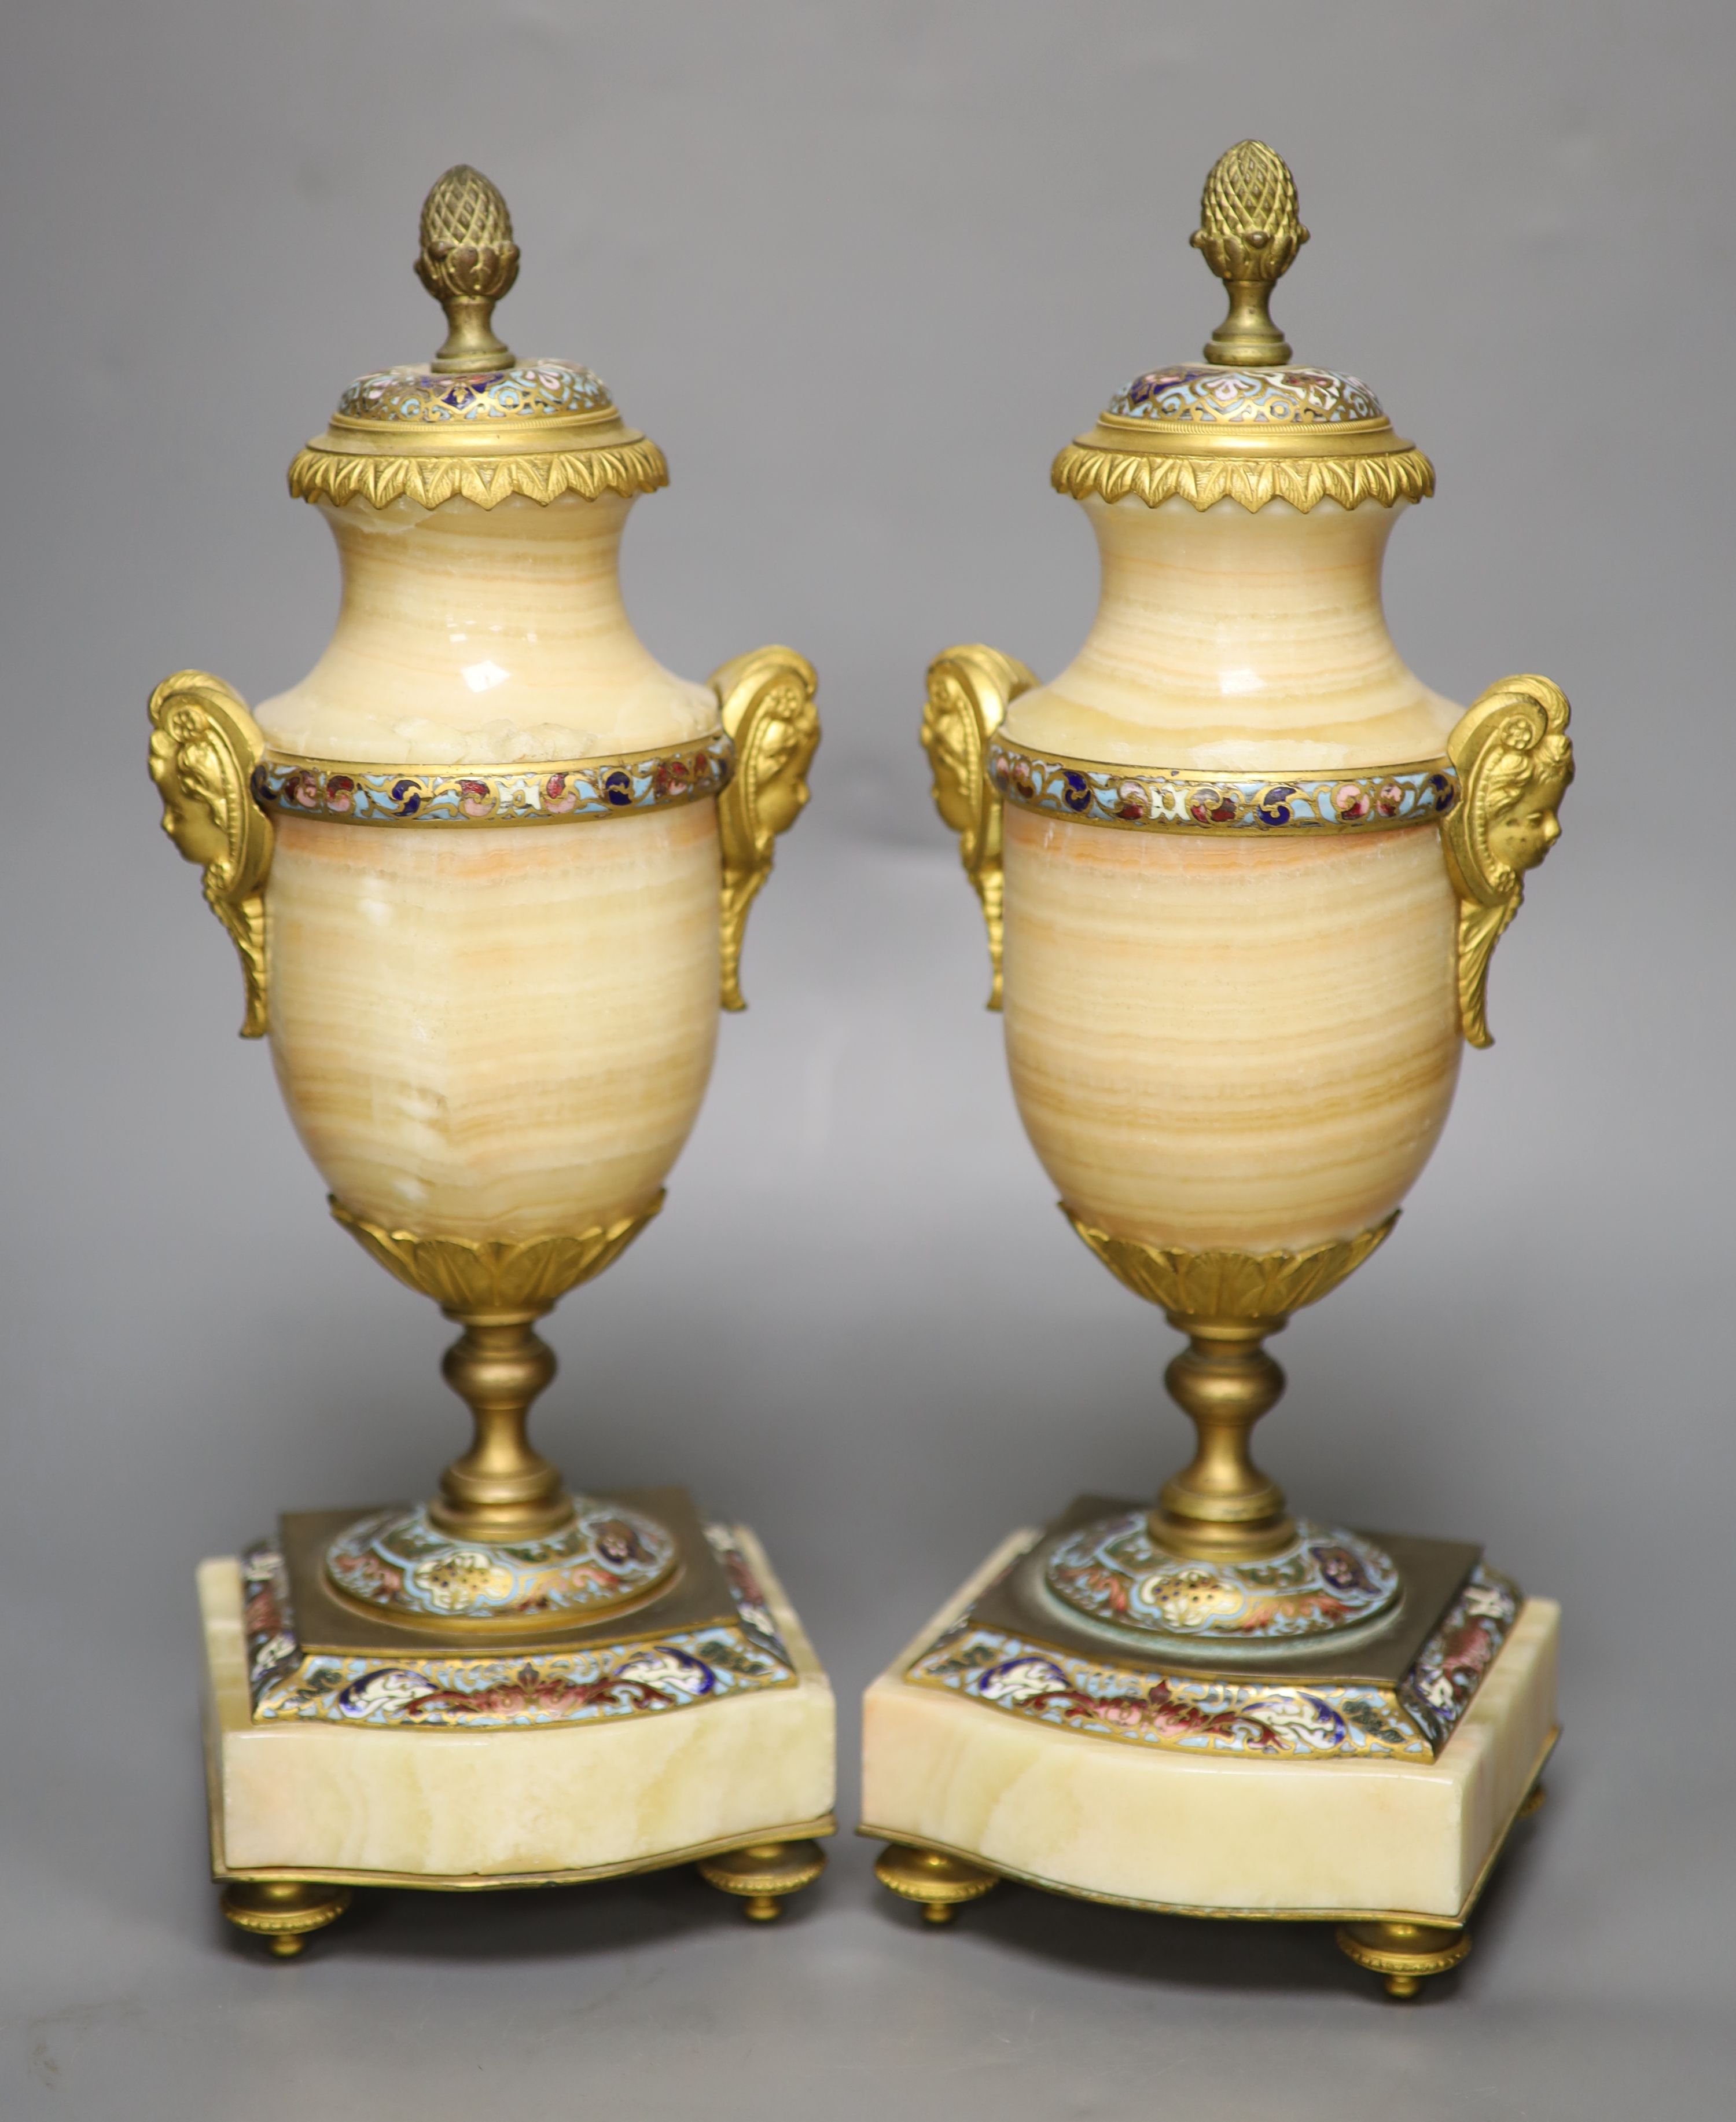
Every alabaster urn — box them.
[867,144,1571,1997]
[149,169,832,1952]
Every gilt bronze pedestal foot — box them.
[696,1839,827,1921]
[874,1844,999,1926]
[220,1879,351,1959]
[1336,1919,1471,1999]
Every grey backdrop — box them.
[2,3,1731,2116]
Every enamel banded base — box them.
[862,1532,1557,1930]
[988,739,1456,833]
[202,1526,836,1890]
[243,1523,796,1730]
[252,729,733,827]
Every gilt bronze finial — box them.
[1191,141,1309,367]
[415,164,519,375]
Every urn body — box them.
[255,494,722,1240]
[1000,497,1464,1254]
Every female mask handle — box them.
[147,671,274,1038]
[1441,675,1574,1048]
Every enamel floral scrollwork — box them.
[921,645,1037,1009]
[147,670,274,1037]
[1441,674,1574,1048]
[712,646,821,1011]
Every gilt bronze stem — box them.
[1149,1319,1294,1561]
[428,1312,573,1543]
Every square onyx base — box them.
[204,1500,834,1899]
[861,1517,1556,1928]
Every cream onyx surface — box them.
[259,493,715,763]
[1001,495,1463,1253]
[255,494,722,1239]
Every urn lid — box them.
[1053,142,1433,515]
[289,166,667,512]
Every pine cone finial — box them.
[1190,142,1309,367]
[414,166,520,375]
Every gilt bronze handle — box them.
[1441,675,1573,1048]
[712,646,820,1011]
[147,670,274,1038]
[920,645,1037,1010]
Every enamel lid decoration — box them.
[289,164,668,512]
[1053,140,1435,515]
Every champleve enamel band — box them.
[988,741,1457,833]
[252,730,734,826]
